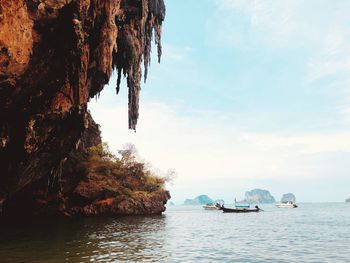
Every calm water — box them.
[0,203,349,262]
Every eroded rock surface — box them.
[0,0,168,218]
[243,189,276,204]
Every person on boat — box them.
[255,205,260,211]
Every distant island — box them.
[281,193,296,203]
[242,189,276,204]
[184,195,213,205]
[184,195,224,205]
[346,198,350,203]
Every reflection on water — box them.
[1,203,350,262]
[0,216,168,262]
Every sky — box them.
[89,0,350,204]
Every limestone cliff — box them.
[243,189,276,204]
[281,193,296,203]
[184,195,214,205]
[0,0,168,217]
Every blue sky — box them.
[90,0,350,204]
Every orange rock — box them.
[94,198,115,206]
[0,0,33,83]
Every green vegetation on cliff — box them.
[88,143,168,194]
[65,143,172,216]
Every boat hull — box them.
[222,207,260,213]
[275,203,298,208]
[203,206,221,210]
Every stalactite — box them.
[114,0,166,130]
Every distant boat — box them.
[235,204,250,208]
[222,205,262,213]
[234,198,250,208]
[203,203,223,210]
[275,201,298,208]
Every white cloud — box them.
[338,105,350,124]
[89,99,350,185]
[86,2,350,202]
[211,0,309,48]
[89,97,350,202]
[162,44,193,61]
[210,0,350,84]
[212,0,349,47]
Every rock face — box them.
[281,193,296,203]
[184,195,213,205]
[0,0,167,218]
[346,198,350,203]
[243,189,276,204]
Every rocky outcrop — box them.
[67,144,170,216]
[0,0,167,218]
[75,190,170,216]
[281,193,296,203]
[184,195,213,205]
[346,198,350,203]
[1,121,170,218]
[243,189,276,204]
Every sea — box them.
[0,203,349,262]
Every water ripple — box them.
[0,203,349,262]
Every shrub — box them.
[87,142,174,194]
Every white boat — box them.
[275,201,298,208]
[203,203,222,210]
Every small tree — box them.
[164,168,177,185]
[89,142,116,161]
[118,143,138,164]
